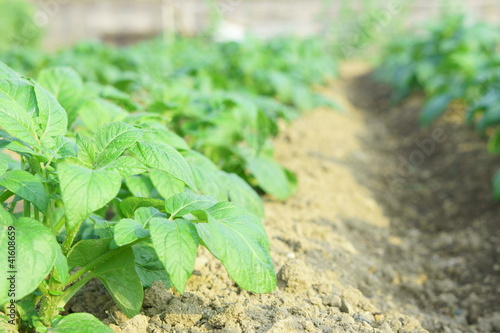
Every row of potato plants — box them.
[376,15,500,198]
[0,36,338,332]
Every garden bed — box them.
[66,63,500,333]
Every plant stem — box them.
[0,190,13,203]
[23,201,30,218]
[61,220,82,255]
[34,207,40,221]
[58,273,94,309]
[53,215,66,234]
[65,237,146,286]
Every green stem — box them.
[23,201,30,218]
[58,273,94,309]
[65,237,146,287]
[38,281,50,296]
[53,215,66,234]
[61,220,82,255]
[8,199,17,214]
[34,207,40,221]
[0,190,13,203]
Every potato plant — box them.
[0,61,276,332]
[1,36,338,200]
[376,15,500,198]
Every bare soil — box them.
[68,62,500,333]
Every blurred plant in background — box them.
[0,0,42,52]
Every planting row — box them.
[376,15,500,198]
[0,37,337,332]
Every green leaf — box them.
[33,82,68,143]
[0,79,39,147]
[120,197,165,218]
[49,313,112,333]
[58,162,122,229]
[76,134,96,166]
[142,124,190,150]
[183,150,228,201]
[133,241,171,288]
[93,248,143,318]
[131,142,196,190]
[0,217,58,305]
[420,94,454,126]
[78,99,127,132]
[133,207,163,226]
[114,218,150,246]
[224,172,265,218]
[150,218,199,293]
[37,67,84,126]
[0,170,49,213]
[50,136,77,159]
[194,202,276,293]
[149,170,185,199]
[165,191,216,218]
[67,238,113,269]
[52,246,69,285]
[125,175,154,197]
[488,129,500,153]
[94,122,143,168]
[102,156,148,178]
[89,215,115,239]
[0,160,7,176]
[0,62,21,79]
[247,156,294,200]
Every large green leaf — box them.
[119,197,165,218]
[224,172,265,218]
[58,162,122,229]
[0,217,58,305]
[165,191,216,218]
[94,122,143,168]
[78,99,127,131]
[33,82,68,143]
[125,175,154,197]
[133,241,171,288]
[194,202,276,293]
[0,159,7,176]
[150,218,199,293]
[0,79,39,147]
[0,62,21,79]
[37,67,83,126]
[93,248,143,318]
[103,156,148,178]
[52,245,69,285]
[420,94,454,126]
[0,170,49,213]
[114,218,150,246]
[149,170,185,200]
[75,133,96,166]
[67,238,113,269]
[247,156,294,200]
[183,150,228,201]
[131,141,196,190]
[49,313,112,333]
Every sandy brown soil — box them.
[68,63,500,332]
